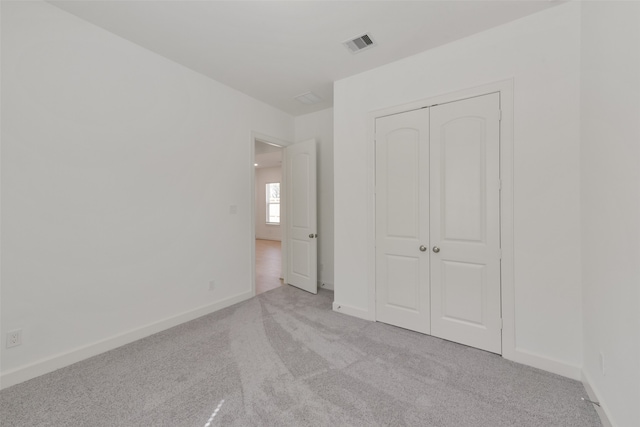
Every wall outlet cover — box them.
[7,330,22,348]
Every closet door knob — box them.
[419,245,427,252]
[432,246,440,253]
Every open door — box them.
[284,139,317,294]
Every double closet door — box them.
[375,93,502,354]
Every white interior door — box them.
[375,109,430,334]
[285,139,317,294]
[429,93,502,354]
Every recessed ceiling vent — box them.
[343,33,377,54]
[294,91,323,105]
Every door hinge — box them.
[498,179,502,191]
[498,110,502,121]
[498,249,502,259]
[500,319,504,330]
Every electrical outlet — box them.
[6,329,22,348]
[209,280,216,291]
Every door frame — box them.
[366,79,516,359]
[250,132,291,296]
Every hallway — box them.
[255,239,282,295]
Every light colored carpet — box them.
[0,285,601,426]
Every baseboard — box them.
[331,304,582,382]
[582,370,616,427]
[0,290,253,390]
[507,347,582,380]
[318,281,334,291]
[332,301,373,321]
[255,236,281,242]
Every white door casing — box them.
[374,92,502,354]
[375,108,430,334]
[429,93,502,354]
[285,139,318,294]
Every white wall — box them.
[294,108,334,290]
[334,3,582,374]
[1,1,294,387]
[255,167,282,241]
[580,2,640,426]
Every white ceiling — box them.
[255,140,283,169]
[255,150,283,169]
[49,1,562,116]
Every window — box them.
[266,182,280,224]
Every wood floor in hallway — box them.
[256,239,283,295]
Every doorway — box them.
[375,92,503,354]
[251,134,319,296]
[254,139,284,295]
[255,239,283,294]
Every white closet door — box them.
[429,93,502,354]
[375,108,430,334]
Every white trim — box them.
[332,301,374,321]
[255,237,282,242]
[497,81,516,361]
[366,99,377,322]
[318,281,334,291]
[366,79,516,356]
[250,133,257,297]
[253,132,290,149]
[582,371,615,427]
[0,290,253,390]
[507,347,582,380]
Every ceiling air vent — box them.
[294,91,323,105]
[343,33,377,54]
